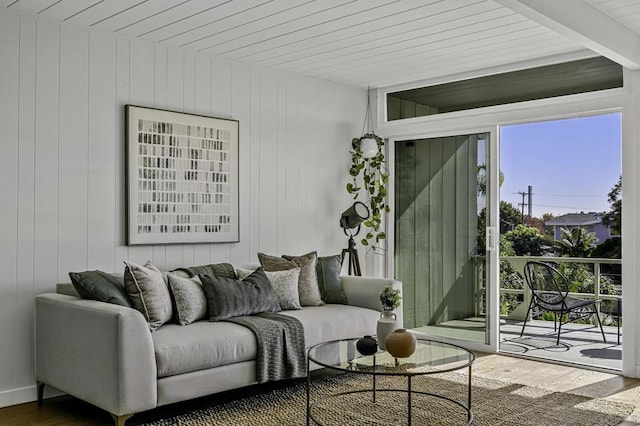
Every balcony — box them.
[497,256,622,370]
[410,256,621,370]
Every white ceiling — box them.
[4,0,640,89]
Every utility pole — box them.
[516,186,533,222]
[516,191,526,222]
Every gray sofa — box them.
[35,274,402,426]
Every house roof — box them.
[4,0,640,89]
[545,212,605,227]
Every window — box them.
[387,57,623,121]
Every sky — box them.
[499,113,621,219]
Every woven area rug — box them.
[138,372,634,425]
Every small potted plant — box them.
[379,284,401,311]
[377,284,401,350]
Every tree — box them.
[541,213,555,237]
[477,201,523,254]
[524,216,546,235]
[499,201,523,234]
[602,176,621,235]
[592,237,621,259]
[503,224,547,256]
[555,227,597,258]
[476,164,504,197]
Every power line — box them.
[534,203,605,210]
[533,193,606,198]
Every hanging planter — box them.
[346,91,389,251]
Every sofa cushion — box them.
[69,270,132,307]
[167,274,208,325]
[259,251,323,306]
[56,282,79,297]
[200,268,281,321]
[171,263,236,279]
[152,321,257,378]
[315,255,347,304]
[236,267,302,310]
[280,305,379,348]
[124,261,173,332]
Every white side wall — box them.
[0,11,365,407]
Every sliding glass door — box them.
[394,132,497,347]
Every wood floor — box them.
[2,353,640,425]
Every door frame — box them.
[385,127,500,354]
[375,83,631,362]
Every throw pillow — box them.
[167,274,207,325]
[69,270,132,307]
[170,262,236,279]
[236,267,302,310]
[123,261,173,332]
[258,251,323,306]
[315,254,348,304]
[200,268,281,321]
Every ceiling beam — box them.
[494,0,640,69]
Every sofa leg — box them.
[37,382,45,406]
[111,413,133,426]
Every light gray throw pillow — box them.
[258,251,323,306]
[123,261,173,332]
[167,274,208,325]
[236,267,302,310]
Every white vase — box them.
[377,310,398,350]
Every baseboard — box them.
[634,364,640,379]
[0,384,63,408]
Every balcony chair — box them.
[520,261,606,345]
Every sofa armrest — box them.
[35,294,157,416]
[341,276,403,328]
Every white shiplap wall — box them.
[0,10,365,406]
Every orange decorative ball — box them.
[385,329,416,358]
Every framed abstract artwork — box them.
[125,105,239,245]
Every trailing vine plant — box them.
[346,132,389,251]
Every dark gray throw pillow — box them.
[283,253,347,304]
[316,254,348,304]
[200,268,281,321]
[171,262,236,279]
[69,270,132,307]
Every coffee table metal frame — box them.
[306,337,475,426]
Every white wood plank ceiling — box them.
[4,0,640,88]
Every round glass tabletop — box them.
[307,337,475,376]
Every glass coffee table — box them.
[306,337,475,425]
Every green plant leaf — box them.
[345,133,387,252]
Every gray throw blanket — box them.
[225,313,306,383]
